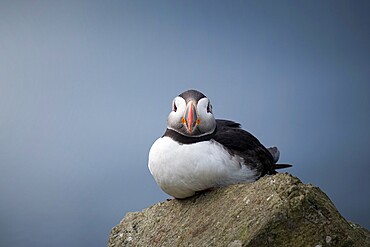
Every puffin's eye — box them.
[207,102,212,113]
[173,102,177,112]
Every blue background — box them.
[1,1,369,246]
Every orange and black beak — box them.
[182,101,198,133]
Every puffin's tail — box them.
[267,146,280,163]
[272,163,292,169]
[267,146,292,170]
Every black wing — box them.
[213,119,275,176]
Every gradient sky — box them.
[1,1,369,246]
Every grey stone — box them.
[108,173,370,247]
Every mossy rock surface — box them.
[108,173,370,247]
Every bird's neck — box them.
[162,128,217,144]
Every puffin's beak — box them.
[183,101,198,133]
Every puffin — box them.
[148,89,291,199]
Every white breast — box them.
[148,136,258,198]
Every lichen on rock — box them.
[108,173,370,247]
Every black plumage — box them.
[213,120,276,176]
[179,90,206,103]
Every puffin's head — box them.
[167,89,216,137]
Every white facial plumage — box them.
[167,95,216,137]
[167,96,186,133]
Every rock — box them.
[108,173,370,247]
